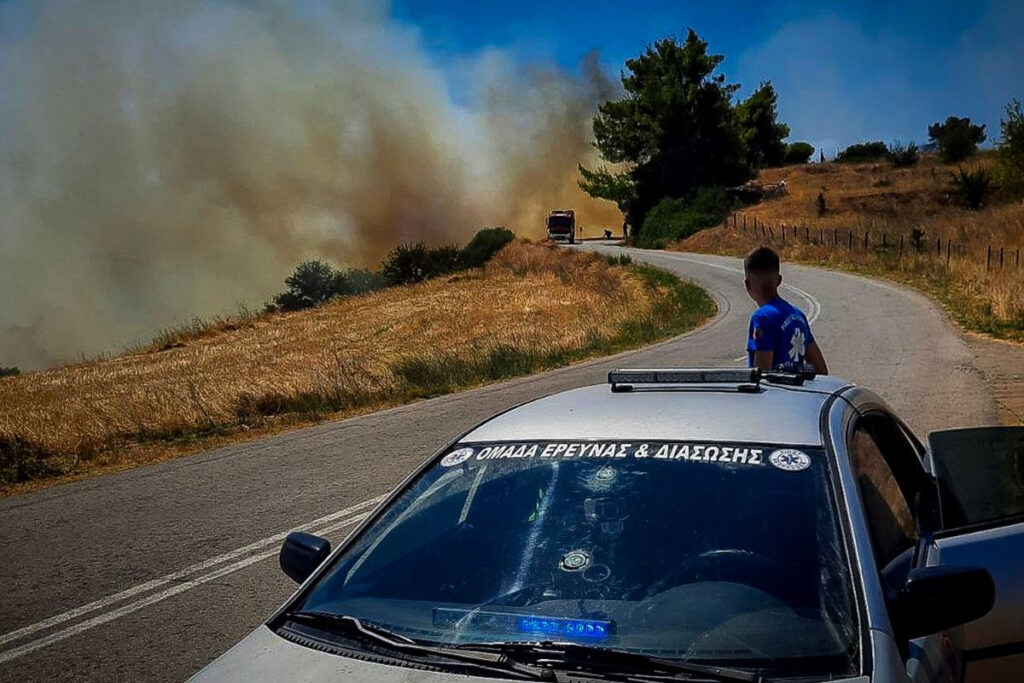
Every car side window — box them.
[850,416,920,568]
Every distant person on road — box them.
[744,246,828,375]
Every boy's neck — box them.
[754,289,779,307]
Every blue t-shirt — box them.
[747,297,815,372]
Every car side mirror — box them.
[280,532,331,584]
[897,565,994,640]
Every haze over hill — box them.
[0,0,620,370]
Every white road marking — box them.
[0,511,372,665]
[0,494,386,660]
[620,250,822,363]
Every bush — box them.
[461,227,515,268]
[950,167,992,210]
[381,242,431,286]
[341,268,386,295]
[425,244,463,277]
[996,98,1024,198]
[929,116,986,163]
[0,367,19,378]
[637,189,729,248]
[888,140,920,168]
[273,260,350,311]
[836,141,889,163]
[783,142,815,165]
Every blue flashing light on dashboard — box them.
[516,616,613,639]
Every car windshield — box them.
[295,440,859,677]
[547,216,572,228]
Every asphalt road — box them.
[0,247,999,682]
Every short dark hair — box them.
[744,245,780,274]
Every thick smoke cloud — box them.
[0,0,619,369]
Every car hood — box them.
[189,625,507,682]
[190,626,872,682]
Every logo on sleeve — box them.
[768,449,811,472]
[788,328,806,361]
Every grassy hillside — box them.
[0,241,715,495]
[679,152,1024,341]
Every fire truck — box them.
[545,210,576,244]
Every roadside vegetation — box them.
[0,241,714,494]
[678,152,1024,342]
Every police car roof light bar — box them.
[608,368,762,393]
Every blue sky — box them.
[392,0,1024,156]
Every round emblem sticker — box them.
[768,449,811,472]
[440,447,474,467]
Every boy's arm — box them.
[752,351,774,372]
[805,341,829,375]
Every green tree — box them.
[928,116,986,162]
[273,260,349,311]
[996,98,1024,198]
[836,141,889,163]
[735,81,790,168]
[783,141,815,165]
[580,30,751,234]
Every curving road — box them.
[0,247,998,682]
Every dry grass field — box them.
[679,152,1024,341]
[0,241,715,495]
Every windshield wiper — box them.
[286,611,552,680]
[455,641,763,682]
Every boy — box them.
[744,246,828,375]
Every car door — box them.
[847,411,955,682]
[928,427,1024,681]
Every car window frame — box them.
[848,411,928,571]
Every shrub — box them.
[425,245,464,277]
[888,140,920,168]
[929,116,986,163]
[638,189,729,248]
[381,242,431,286]
[341,268,386,295]
[461,227,516,268]
[950,167,992,210]
[836,141,889,163]
[272,260,350,311]
[996,98,1024,198]
[783,142,815,165]
[0,434,62,485]
[0,367,19,378]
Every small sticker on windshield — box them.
[440,447,474,467]
[768,449,811,472]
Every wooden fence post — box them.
[864,231,869,250]
[898,234,904,257]
[946,240,951,266]
[937,238,941,255]
[833,228,838,245]
[882,233,887,248]
[848,231,853,250]
[743,214,746,230]
[1000,246,1004,269]
[987,245,992,270]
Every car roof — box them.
[460,375,853,447]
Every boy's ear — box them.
[775,273,783,286]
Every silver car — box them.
[193,369,1024,682]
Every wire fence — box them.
[729,213,1023,272]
